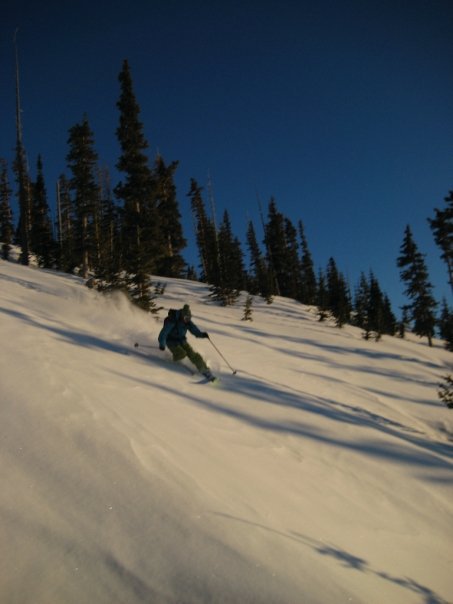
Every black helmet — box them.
[181,304,191,321]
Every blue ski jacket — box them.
[158,310,205,349]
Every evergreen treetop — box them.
[397,225,437,346]
[429,189,453,294]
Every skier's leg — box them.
[181,342,209,373]
[167,343,187,362]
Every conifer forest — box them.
[0,59,452,363]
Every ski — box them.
[197,375,220,385]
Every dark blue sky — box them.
[1,0,452,314]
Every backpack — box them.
[164,308,179,327]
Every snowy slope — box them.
[0,259,452,604]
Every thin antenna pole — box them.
[13,28,31,265]
[14,29,23,145]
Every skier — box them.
[158,304,215,380]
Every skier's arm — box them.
[188,321,208,338]
[158,321,174,349]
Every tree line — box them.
[0,59,452,354]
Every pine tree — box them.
[186,265,198,280]
[188,179,219,284]
[245,220,260,295]
[381,294,397,336]
[298,221,317,305]
[354,272,396,339]
[429,189,453,294]
[0,159,14,260]
[397,225,438,346]
[55,174,76,272]
[317,269,329,321]
[246,220,273,300]
[13,137,32,265]
[212,210,245,305]
[366,272,386,341]
[398,306,410,339]
[438,298,453,352]
[114,60,162,310]
[263,198,308,298]
[242,295,253,321]
[438,374,453,409]
[94,167,121,283]
[66,117,99,278]
[29,155,54,268]
[263,199,286,297]
[353,272,370,330]
[326,257,351,327]
[284,217,303,300]
[153,155,186,277]
[222,211,245,291]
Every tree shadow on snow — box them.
[154,375,453,479]
[211,513,450,604]
[4,304,451,477]
[0,307,125,354]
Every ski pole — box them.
[207,336,237,375]
[134,342,154,349]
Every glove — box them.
[159,344,165,351]
[200,332,209,339]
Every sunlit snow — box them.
[1,258,452,604]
